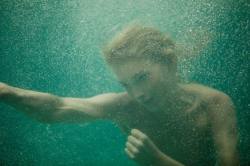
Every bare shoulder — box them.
[185,83,236,130]
[184,83,233,104]
[183,83,236,129]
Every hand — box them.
[0,82,9,99]
[125,129,162,165]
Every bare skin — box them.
[113,85,239,166]
[0,60,239,166]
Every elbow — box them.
[37,99,65,124]
[32,109,60,124]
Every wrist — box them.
[153,150,167,166]
[156,151,185,166]
[155,151,173,166]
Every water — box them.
[0,0,249,165]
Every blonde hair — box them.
[102,24,177,72]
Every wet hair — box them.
[102,24,177,72]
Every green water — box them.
[0,0,249,165]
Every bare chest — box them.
[117,106,215,164]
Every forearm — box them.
[156,151,185,166]
[0,83,63,122]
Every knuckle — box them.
[137,141,144,148]
[133,149,139,155]
[128,135,133,141]
[125,142,129,147]
[140,135,148,142]
[131,129,136,133]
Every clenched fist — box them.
[125,128,162,165]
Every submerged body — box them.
[0,24,239,166]
[105,82,238,165]
[0,81,238,166]
[113,84,217,165]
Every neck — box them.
[157,83,191,114]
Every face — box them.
[110,59,177,110]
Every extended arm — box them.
[0,82,123,123]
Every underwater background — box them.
[0,0,249,165]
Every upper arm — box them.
[208,93,239,166]
[51,92,126,123]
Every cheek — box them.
[148,74,161,87]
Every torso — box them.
[114,83,218,165]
